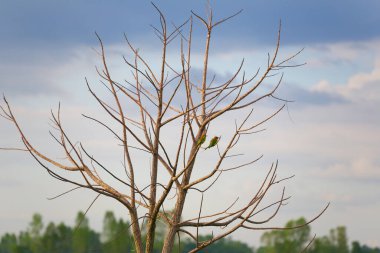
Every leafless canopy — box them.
[0,4,327,253]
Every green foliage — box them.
[72,212,102,253]
[180,235,253,253]
[335,226,350,253]
[0,233,18,253]
[309,226,349,253]
[257,217,379,253]
[27,214,43,253]
[102,211,133,253]
[41,222,74,253]
[351,241,380,253]
[258,217,311,253]
[1,214,379,253]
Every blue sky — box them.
[1,0,380,248]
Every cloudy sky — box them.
[1,0,379,248]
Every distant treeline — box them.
[0,212,378,253]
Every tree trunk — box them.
[161,191,186,253]
[130,209,144,253]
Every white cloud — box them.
[311,40,380,103]
[307,41,366,67]
[314,71,380,103]
[318,159,380,181]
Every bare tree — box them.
[1,4,328,253]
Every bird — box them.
[197,133,207,147]
[204,136,220,150]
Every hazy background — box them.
[0,0,379,248]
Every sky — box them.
[0,0,380,248]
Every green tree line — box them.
[0,213,378,253]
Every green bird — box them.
[204,136,220,150]
[197,133,207,147]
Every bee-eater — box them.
[204,136,220,149]
[197,133,207,147]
